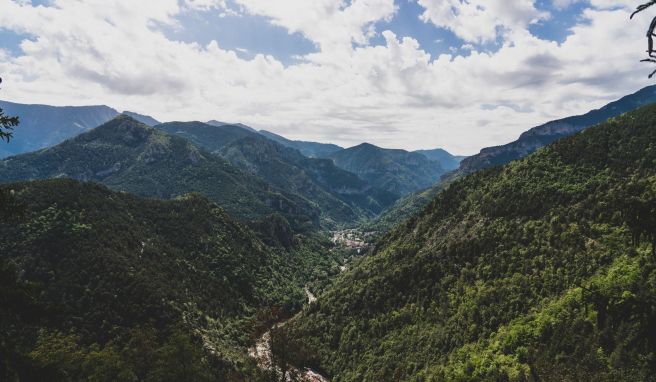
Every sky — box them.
[0,0,652,154]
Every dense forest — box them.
[0,179,346,381]
[288,104,656,381]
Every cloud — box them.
[233,0,398,49]
[0,0,650,155]
[416,0,548,43]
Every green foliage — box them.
[0,103,19,143]
[218,136,396,228]
[0,179,347,380]
[290,104,656,381]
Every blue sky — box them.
[0,0,589,64]
[161,0,588,64]
[0,0,650,153]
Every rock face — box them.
[455,84,656,177]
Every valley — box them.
[2,84,656,381]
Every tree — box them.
[0,78,19,142]
[0,77,22,219]
[632,1,656,77]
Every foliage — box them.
[328,143,445,198]
[218,136,396,228]
[290,103,656,381]
[0,179,347,380]
[0,115,320,231]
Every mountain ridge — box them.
[0,115,320,229]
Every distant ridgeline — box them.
[289,103,656,381]
[0,100,160,158]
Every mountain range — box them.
[328,142,445,198]
[0,115,320,229]
[3,84,656,381]
[0,100,162,159]
[289,102,656,382]
[258,130,344,158]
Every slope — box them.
[414,148,465,171]
[328,143,444,198]
[219,136,397,227]
[290,104,656,381]
[0,179,343,381]
[122,111,160,126]
[259,130,343,158]
[157,121,258,152]
[454,84,656,177]
[0,100,118,158]
[0,115,319,229]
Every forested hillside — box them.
[0,115,319,230]
[157,121,258,151]
[219,136,396,227]
[329,143,444,198]
[157,122,396,227]
[0,179,344,381]
[289,104,656,381]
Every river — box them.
[248,286,329,382]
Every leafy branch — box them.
[632,1,656,77]
[0,77,20,142]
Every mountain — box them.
[414,148,465,171]
[364,181,445,232]
[0,115,319,229]
[157,121,259,152]
[206,120,258,132]
[454,84,656,177]
[0,179,344,380]
[0,100,119,158]
[219,136,397,227]
[259,130,343,158]
[290,103,656,381]
[328,143,444,198]
[122,111,160,126]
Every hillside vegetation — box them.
[219,136,396,227]
[0,179,344,381]
[0,115,319,230]
[289,104,656,381]
[329,143,444,198]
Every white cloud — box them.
[0,0,651,155]
[233,0,397,49]
[417,0,548,43]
